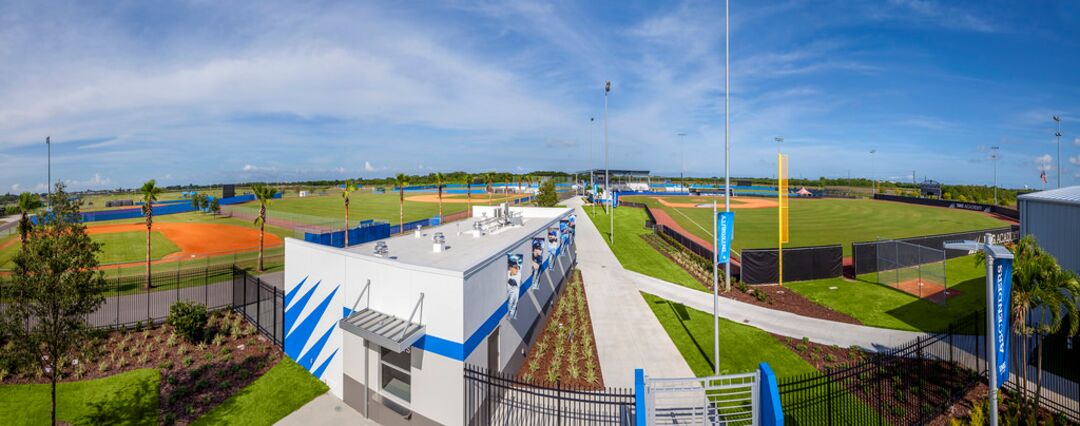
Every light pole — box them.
[990,146,1000,205]
[1053,115,1061,189]
[590,117,596,210]
[677,132,687,190]
[715,0,730,376]
[870,149,877,194]
[46,136,51,209]
[604,81,612,243]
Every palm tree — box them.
[464,174,474,216]
[1030,263,1078,409]
[433,172,446,221]
[393,174,408,233]
[484,172,496,205]
[341,180,358,246]
[251,184,278,272]
[16,192,43,244]
[139,180,162,289]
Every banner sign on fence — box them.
[992,256,1013,387]
[716,212,734,264]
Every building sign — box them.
[716,212,734,264]
[991,256,1013,387]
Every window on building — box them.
[380,347,411,404]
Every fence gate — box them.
[645,371,759,425]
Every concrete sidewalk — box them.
[276,392,378,426]
[568,197,694,387]
[626,270,926,351]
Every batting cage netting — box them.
[875,240,950,305]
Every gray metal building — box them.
[1018,186,1080,274]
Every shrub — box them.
[167,301,209,342]
[211,334,226,347]
[181,356,194,367]
[159,360,174,370]
[203,352,214,362]
[166,333,178,347]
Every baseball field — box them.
[620,195,1010,255]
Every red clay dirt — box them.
[647,206,742,268]
[653,196,777,209]
[85,222,282,266]
[889,278,958,304]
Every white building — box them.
[283,205,578,426]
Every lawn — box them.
[91,231,180,265]
[641,292,817,377]
[239,190,524,228]
[584,206,705,291]
[0,368,159,425]
[621,196,1010,255]
[785,255,987,332]
[192,358,328,426]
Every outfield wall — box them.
[872,193,1019,220]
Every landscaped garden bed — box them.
[515,269,605,389]
[1,308,284,425]
[643,231,862,325]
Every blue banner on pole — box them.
[992,256,1012,387]
[717,212,734,264]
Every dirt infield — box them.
[890,278,959,304]
[86,223,283,262]
[405,193,530,204]
[653,196,778,209]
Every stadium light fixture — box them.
[677,132,687,189]
[604,81,612,243]
[990,146,1000,205]
[1053,115,1062,189]
[869,149,877,194]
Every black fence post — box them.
[917,336,925,422]
[826,367,834,426]
[256,278,262,333]
[204,266,209,305]
[557,379,563,426]
[116,274,120,326]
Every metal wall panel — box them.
[1020,199,1080,274]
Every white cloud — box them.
[364,161,376,172]
[242,164,276,173]
[1034,154,1054,172]
[1070,156,1079,166]
[63,173,112,189]
[1074,137,1080,146]
[11,183,48,193]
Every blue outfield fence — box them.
[32,193,280,224]
[303,220,392,248]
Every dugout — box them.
[740,245,843,285]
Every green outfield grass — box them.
[584,207,705,291]
[0,368,159,425]
[621,196,1010,255]
[785,255,987,332]
[642,292,817,377]
[91,231,180,265]
[237,191,524,228]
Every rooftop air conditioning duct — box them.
[374,241,390,257]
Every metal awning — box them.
[339,308,426,353]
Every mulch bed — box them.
[1,310,281,425]
[515,269,605,390]
[642,232,862,325]
[771,333,869,370]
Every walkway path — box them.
[276,392,378,426]
[568,197,694,387]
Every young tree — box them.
[139,180,162,289]
[209,198,221,215]
[433,172,446,221]
[341,180,358,246]
[5,183,106,425]
[16,192,43,244]
[536,179,558,207]
[251,184,279,272]
[393,174,409,233]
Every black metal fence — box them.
[1,265,285,350]
[655,224,714,262]
[779,309,985,425]
[232,268,284,348]
[464,364,636,425]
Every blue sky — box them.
[1,0,1079,192]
